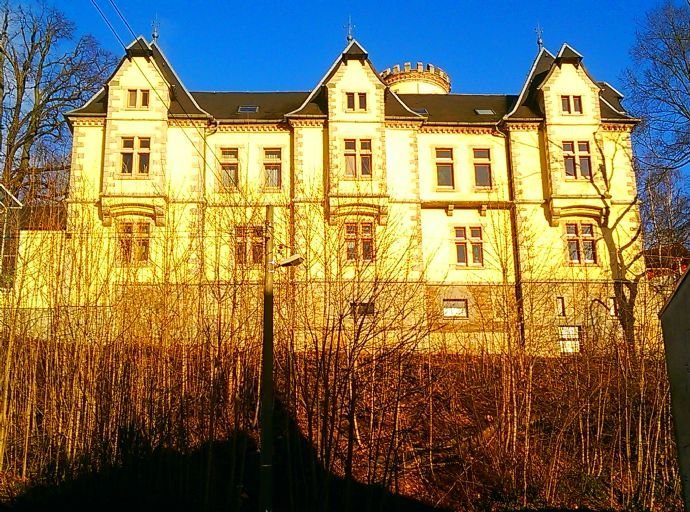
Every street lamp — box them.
[259,205,302,512]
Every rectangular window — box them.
[473,148,492,188]
[120,137,150,175]
[345,222,374,261]
[455,226,483,266]
[573,96,582,113]
[556,296,566,317]
[127,89,137,108]
[264,148,282,188]
[346,92,355,111]
[435,148,454,188]
[350,301,375,317]
[343,139,372,178]
[443,298,468,318]
[118,221,150,264]
[235,225,264,266]
[561,95,583,114]
[563,140,592,179]
[558,326,582,354]
[126,89,150,109]
[565,222,597,264]
[346,92,367,112]
[219,147,239,191]
[358,93,367,110]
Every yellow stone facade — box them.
[1,37,650,355]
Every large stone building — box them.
[1,37,649,354]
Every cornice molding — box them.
[289,119,325,128]
[215,123,290,133]
[71,118,106,127]
[420,125,494,135]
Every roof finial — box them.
[151,14,159,43]
[345,16,354,42]
[535,23,544,50]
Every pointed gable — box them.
[506,43,636,123]
[342,39,368,59]
[287,38,420,121]
[287,38,378,118]
[67,37,210,119]
[555,43,584,66]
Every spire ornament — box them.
[152,15,160,43]
[345,16,354,42]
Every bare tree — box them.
[626,1,690,246]
[0,1,115,200]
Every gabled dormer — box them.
[288,39,387,123]
[538,43,602,125]
[67,37,211,224]
[68,36,209,123]
[288,39,394,224]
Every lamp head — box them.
[276,254,303,268]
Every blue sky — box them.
[60,0,659,97]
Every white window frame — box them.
[558,325,582,354]
[443,298,469,318]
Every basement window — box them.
[350,301,375,317]
[237,105,259,113]
[558,325,582,354]
[443,299,468,318]
[474,109,496,115]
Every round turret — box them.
[380,62,451,94]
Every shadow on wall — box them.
[1,400,447,512]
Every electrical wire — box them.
[89,0,278,210]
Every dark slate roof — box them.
[384,91,423,119]
[599,83,624,111]
[598,82,633,119]
[151,44,208,118]
[507,48,555,119]
[70,88,108,115]
[192,91,316,120]
[397,94,515,123]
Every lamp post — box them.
[259,205,302,512]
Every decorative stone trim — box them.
[101,202,165,227]
[215,123,290,133]
[380,62,451,93]
[70,118,106,127]
[168,119,207,128]
[420,126,495,135]
[548,201,606,227]
[384,121,424,129]
[288,119,325,128]
[601,123,634,132]
[503,122,541,131]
